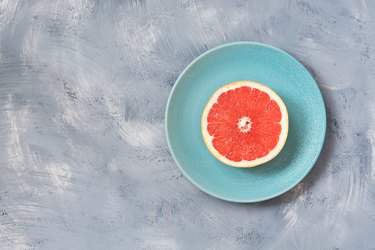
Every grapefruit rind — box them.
[201,80,289,168]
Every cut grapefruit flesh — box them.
[201,80,289,168]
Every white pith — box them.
[238,117,252,132]
[201,80,289,168]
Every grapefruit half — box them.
[201,80,289,168]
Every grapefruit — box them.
[201,80,288,168]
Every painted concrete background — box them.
[1,1,374,249]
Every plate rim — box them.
[165,41,326,203]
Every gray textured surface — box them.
[0,0,374,249]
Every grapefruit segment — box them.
[201,80,289,168]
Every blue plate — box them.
[165,42,326,203]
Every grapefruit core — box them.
[201,80,289,168]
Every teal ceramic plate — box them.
[165,42,326,203]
